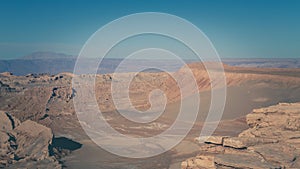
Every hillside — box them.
[0,63,300,168]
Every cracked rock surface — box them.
[182,103,300,169]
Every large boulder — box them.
[13,120,53,161]
[0,111,62,168]
[182,155,215,169]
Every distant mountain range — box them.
[223,58,300,69]
[0,52,299,75]
[22,51,76,60]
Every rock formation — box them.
[182,103,300,169]
[0,111,61,168]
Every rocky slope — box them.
[2,62,300,121]
[182,103,300,169]
[0,111,61,168]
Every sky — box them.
[0,0,299,59]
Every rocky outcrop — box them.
[182,103,300,169]
[181,155,215,169]
[13,120,53,161]
[0,111,61,168]
[214,153,279,169]
[0,81,16,92]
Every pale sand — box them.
[62,80,300,169]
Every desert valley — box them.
[1,1,300,168]
[0,57,300,168]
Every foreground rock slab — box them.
[182,103,300,169]
[215,153,280,169]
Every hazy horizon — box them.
[1,51,300,60]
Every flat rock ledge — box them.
[0,111,61,169]
[182,102,300,169]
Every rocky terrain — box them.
[0,62,300,168]
[0,111,61,168]
[182,103,300,169]
[0,110,82,169]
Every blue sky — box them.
[0,0,299,59]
